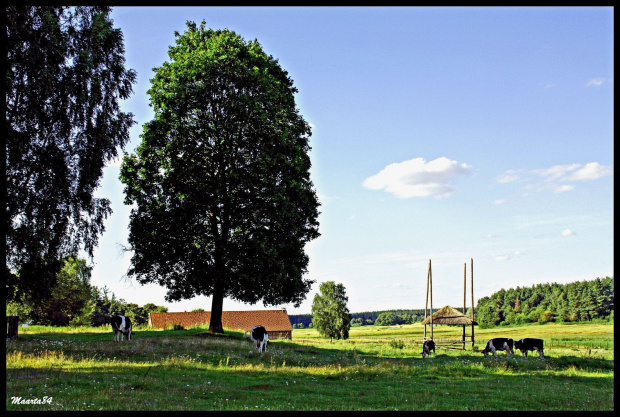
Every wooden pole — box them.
[429,259,433,340]
[471,258,475,347]
[463,262,466,314]
[470,258,474,322]
[424,260,430,340]
[462,262,466,349]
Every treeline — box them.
[6,257,169,327]
[475,276,614,328]
[290,309,428,328]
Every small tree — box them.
[311,281,351,342]
[142,303,168,314]
[27,257,93,326]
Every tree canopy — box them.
[475,277,614,327]
[120,21,320,333]
[5,6,136,302]
[311,281,351,341]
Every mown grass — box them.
[6,321,614,410]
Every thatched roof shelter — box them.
[421,305,478,326]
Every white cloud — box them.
[363,157,472,199]
[561,229,575,237]
[316,193,339,205]
[552,184,575,193]
[484,233,503,239]
[493,251,521,261]
[498,162,612,193]
[585,77,605,87]
[533,164,582,182]
[566,162,613,181]
[492,199,506,205]
[496,170,521,183]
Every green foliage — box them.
[7,261,169,328]
[375,311,403,326]
[119,20,320,333]
[6,6,136,303]
[143,303,169,314]
[476,277,614,327]
[350,318,363,327]
[311,281,351,341]
[15,257,93,326]
[388,339,405,349]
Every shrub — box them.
[539,310,556,324]
[389,339,405,349]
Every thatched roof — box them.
[421,305,478,325]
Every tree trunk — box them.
[209,281,224,333]
[7,316,19,339]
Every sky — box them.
[87,6,613,315]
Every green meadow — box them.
[6,321,613,411]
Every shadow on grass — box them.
[10,328,614,373]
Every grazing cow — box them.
[481,338,513,357]
[421,340,436,358]
[111,314,132,342]
[244,325,269,353]
[514,338,544,358]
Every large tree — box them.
[311,281,351,342]
[120,21,320,333]
[5,6,136,302]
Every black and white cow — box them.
[514,338,544,358]
[481,338,513,357]
[421,340,436,358]
[245,325,269,353]
[111,314,132,342]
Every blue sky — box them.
[89,6,613,314]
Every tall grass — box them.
[6,321,613,410]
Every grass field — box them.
[6,321,614,410]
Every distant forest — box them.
[290,309,429,328]
[290,276,614,329]
[475,276,614,328]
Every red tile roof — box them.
[148,309,293,334]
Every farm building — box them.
[148,309,293,339]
